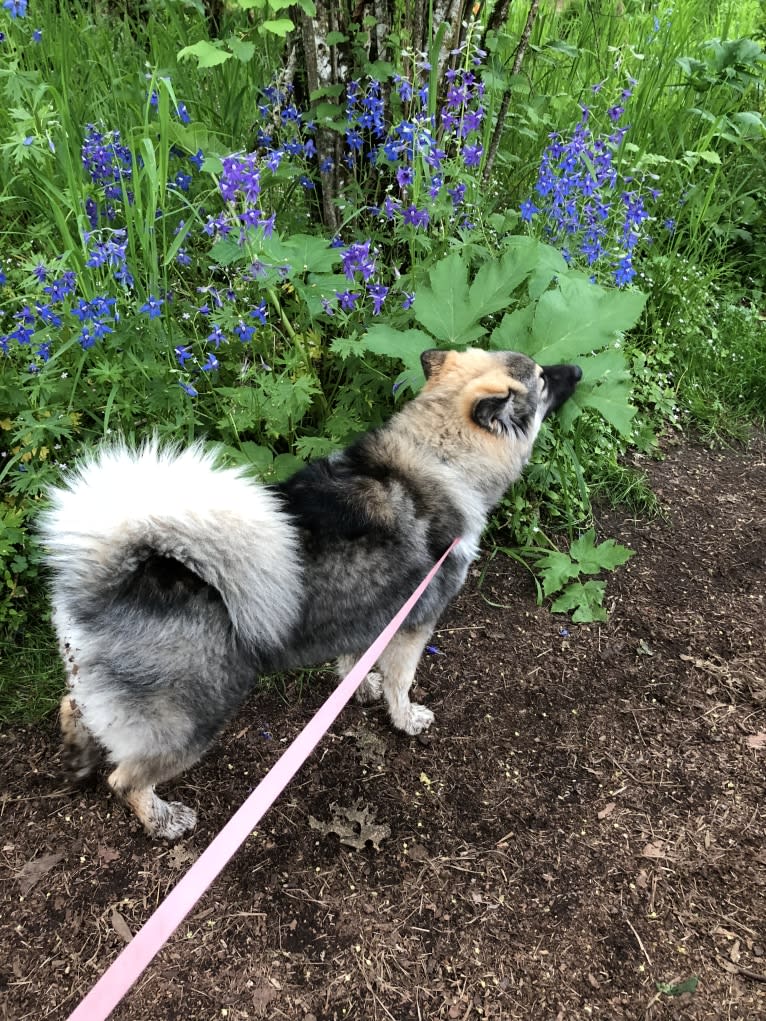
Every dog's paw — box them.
[355,671,383,705]
[397,703,435,736]
[62,745,101,783]
[151,800,198,841]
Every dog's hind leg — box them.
[60,693,102,782]
[107,754,199,841]
[336,655,383,705]
[376,624,436,736]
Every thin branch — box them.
[482,0,540,184]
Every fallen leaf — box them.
[110,908,133,943]
[746,732,766,750]
[309,802,390,851]
[406,843,429,862]
[97,845,121,863]
[17,852,64,895]
[642,840,666,859]
[167,845,197,870]
[598,802,616,819]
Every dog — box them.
[40,348,581,839]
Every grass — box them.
[0,615,62,724]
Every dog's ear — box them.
[472,388,529,436]
[473,390,513,434]
[421,349,448,380]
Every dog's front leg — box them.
[375,624,436,736]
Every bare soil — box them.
[1,433,765,1021]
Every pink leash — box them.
[66,538,460,1021]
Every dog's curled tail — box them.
[39,441,302,649]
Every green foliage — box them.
[534,529,634,623]
[656,976,700,997]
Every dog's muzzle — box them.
[542,363,583,418]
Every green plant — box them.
[533,528,634,623]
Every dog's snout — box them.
[541,362,582,418]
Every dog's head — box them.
[420,348,581,442]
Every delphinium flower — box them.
[520,85,657,287]
[218,151,279,247]
[139,295,164,319]
[43,271,77,303]
[3,0,27,17]
[341,240,376,282]
[250,300,268,326]
[81,125,133,208]
[85,228,134,288]
[335,289,361,312]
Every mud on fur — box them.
[40,348,582,840]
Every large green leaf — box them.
[413,253,487,345]
[551,580,607,622]
[260,18,294,37]
[468,241,546,319]
[358,325,434,373]
[177,40,232,67]
[489,304,536,354]
[564,347,635,436]
[226,36,255,62]
[531,276,647,362]
[569,529,634,573]
[578,382,636,437]
[282,234,341,273]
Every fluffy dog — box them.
[40,348,581,839]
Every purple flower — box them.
[401,292,415,310]
[206,324,225,347]
[2,0,27,17]
[402,204,430,229]
[179,380,198,397]
[368,283,388,315]
[614,254,635,287]
[447,183,466,208]
[396,165,413,190]
[341,240,376,282]
[177,102,191,124]
[140,295,164,319]
[462,143,483,168]
[200,352,219,372]
[249,301,268,325]
[335,289,360,312]
[43,272,77,303]
[173,170,192,192]
[234,319,255,342]
[520,198,538,222]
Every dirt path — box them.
[1,434,764,1021]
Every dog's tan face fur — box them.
[392,348,568,507]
